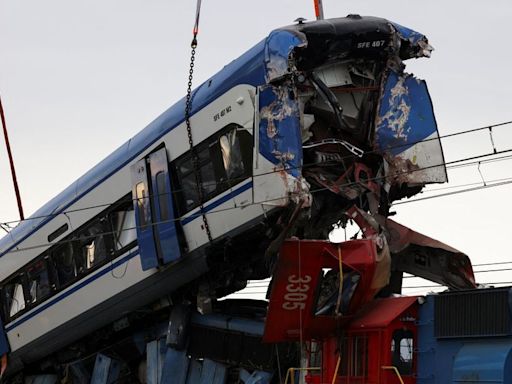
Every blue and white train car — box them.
[0,15,446,374]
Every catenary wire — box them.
[2,151,512,256]
[2,143,512,230]
[0,120,511,227]
[245,267,512,287]
[402,281,512,289]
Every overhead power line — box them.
[0,120,511,257]
[393,177,512,205]
[0,119,511,228]
[2,139,512,230]
[2,148,512,256]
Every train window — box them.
[156,172,170,221]
[110,204,137,252]
[135,182,148,230]
[314,268,360,316]
[4,275,27,318]
[180,173,200,211]
[200,161,216,195]
[220,129,245,180]
[177,145,216,211]
[0,194,137,320]
[52,243,77,287]
[85,221,111,269]
[27,260,51,304]
[391,329,414,375]
[220,127,252,186]
[174,124,252,214]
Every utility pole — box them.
[314,0,324,20]
[0,94,24,221]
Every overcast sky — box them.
[1,0,512,292]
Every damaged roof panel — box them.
[390,21,433,58]
[264,29,306,82]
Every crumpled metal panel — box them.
[258,84,302,178]
[263,239,386,342]
[264,30,306,83]
[390,22,433,58]
[375,71,447,185]
[382,218,476,289]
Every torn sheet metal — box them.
[254,83,311,206]
[390,22,433,58]
[258,84,302,178]
[264,30,306,83]
[382,218,476,290]
[375,71,447,185]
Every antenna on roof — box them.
[313,0,324,20]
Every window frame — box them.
[0,193,137,323]
[173,123,253,215]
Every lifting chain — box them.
[185,0,213,243]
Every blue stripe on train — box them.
[5,250,140,332]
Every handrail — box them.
[284,367,321,384]
[381,366,405,384]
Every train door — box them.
[131,147,181,271]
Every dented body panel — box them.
[376,72,447,185]
[255,16,448,213]
[0,16,475,377]
[250,16,466,293]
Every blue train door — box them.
[131,147,181,271]
[148,148,181,265]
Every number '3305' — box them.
[282,274,311,310]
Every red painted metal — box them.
[305,297,419,384]
[263,239,383,343]
[0,95,24,221]
[347,296,419,330]
[383,218,476,289]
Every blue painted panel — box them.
[0,316,9,355]
[390,22,427,46]
[191,313,264,336]
[186,359,202,384]
[239,368,273,384]
[264,30,306,82]
[160,347,189,384]
[258,85,302,177]
[91,354,120,384]
[131,159,159,270]
[417,295,463,384]
[149,148,181,264]
[199,359,227,384]
[146,339,166,384]
[452,341,512,383]
[375,71,438,156]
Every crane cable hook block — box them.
[184,0,213,243]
